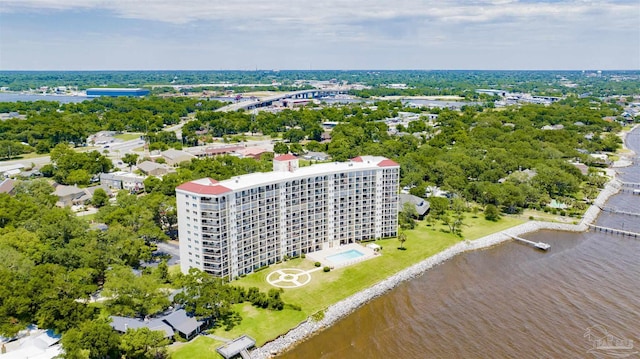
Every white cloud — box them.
[1,0,636,30]
[1,0,638,70]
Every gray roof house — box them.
[302,151,331,161]
[399,193,430,218]
[100,171,145,192]
[52,184,110,208]
[53,184,91,207]
[0,178,16,195]
[163,309,205,340]
[110,316,175,339]
[137,161,176,177]
[109,309,205,341]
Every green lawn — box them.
[168,264,182,276]
[78,213,97,221]
[114,132,143,141]
[169,336,224,359]
[210,214,524,345]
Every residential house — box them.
[399,193,430,218]
[302,151,331,161]
[162,309,206,340]
[0,164,24,178]
[100,171,145,192]
[109,309,205,341]
[237,147,269,160]
[52,184,109,207]
[110,316,175,339]
[0,178,16,195]
[570,162,589,175]
[137,161,176,177]
[0,329,61,359]
[53,184,91,207]
[320,131,332,142]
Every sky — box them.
[0,0,639,71]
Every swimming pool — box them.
[326,249,365,264]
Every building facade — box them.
[176,155,399,279]
[86,88,150,97]
[100,171,145,192]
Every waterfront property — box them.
[109,309,206,341]
[305,243,378,268]
[176,155,400,279]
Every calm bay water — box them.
[0,92,89,103]
[281,128,640,359]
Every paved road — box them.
[0,138,145,170]
[0,154,51,169]
[156,240,180,266]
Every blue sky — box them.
[0,0,638,70]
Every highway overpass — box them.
[219,89,348,112]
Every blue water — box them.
[326,249,364,264]
[0,93,90,103]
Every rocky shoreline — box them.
[250,176,622,358]
[252,124,640,358]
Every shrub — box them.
[301,253,306,258]
[323,266,331,272]
[285,303,302,311]
[311,310,325,322]
[314,262,321,267]
[484,204,500,222]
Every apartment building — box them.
[176,155,399,279]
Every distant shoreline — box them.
[372,95,466,101]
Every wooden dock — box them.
[216,335,256,359]
[508,235,551,250]
[620,188,640,195]
[588,224,640,238]
[601,207,640,218]
[621,182,640,188]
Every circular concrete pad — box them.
[267,268,312,288]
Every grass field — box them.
[78,213,97,221]
[169,336,225,359]
[208,214,524,345]
[114,132,143,141]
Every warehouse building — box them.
[86,88,150,97]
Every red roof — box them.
[377,159,399,167]
[176,180,230,195]
[351,156,363,162]
[274,154,298,161]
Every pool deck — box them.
[306,243,379,268]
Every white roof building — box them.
[176,155,400,279]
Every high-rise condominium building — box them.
[176,155,399,279]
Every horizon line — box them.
[1,69,639,72]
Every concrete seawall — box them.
[251,178,623,359]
